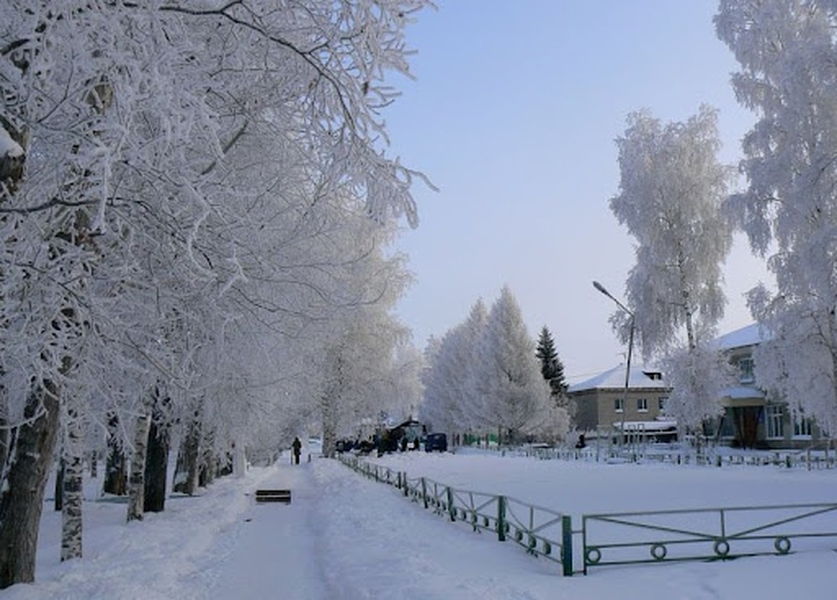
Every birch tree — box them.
[609,106,735,430]
[716,0,837,433]
[0,0,431,585]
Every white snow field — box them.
[3,445,836,599]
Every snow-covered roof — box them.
[568,364,669,393]
[719,386,765,400]
[712,323,768,351]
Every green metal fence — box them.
[337,454,837,577]
[582,502,837,574]
[339,454,574,575]
[524,445,837,470]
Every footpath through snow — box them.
[210,459,328,599]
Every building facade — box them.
[709,324,828,450]
[568,365,673,439]
[570,324,831,449]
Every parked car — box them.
[424,433,448,452]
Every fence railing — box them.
[582,502,837,574]
[337,453,837,576]
[520,445,837,470]
[339,454,574,575]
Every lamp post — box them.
[593,281,635,451]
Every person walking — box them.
[292,437,302,465]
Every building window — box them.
[637,398,648,412]
[719,409,735,438]
[658,397,667,412]
[738,357,755,384]
[793,413,812,438]
[766,405,784,439]
[614,398,624,413]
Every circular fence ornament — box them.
[774,536,792,555]
[586,547,602,565]
[650,543,668,561]
[714,539,730,557]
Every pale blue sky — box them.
[386,1,770,380]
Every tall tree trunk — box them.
[233,439,246,478]
[53,458,64,512]
[173,412,201,496]
[217,448,233,477]
[89,450,98,478]
[143,418,169,513]
[126,408,152,523]
[61,400,84,561]
[0,383,61,588]
[198,427,215,488]
[0,388,9,482]
[103,413,127,496]
[321,393,338,458]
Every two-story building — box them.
[709,323,827,450]
[568,364,674,440]
[571,324,829,449]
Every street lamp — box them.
[593,281,635,451]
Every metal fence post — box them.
[447,486,456,522]
[561,515,573,577]
[421,477,428,509]
[497,495,507,542]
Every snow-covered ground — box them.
[4,445,836,599]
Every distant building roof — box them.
[720,386,765,400]
[568,364,669,393]
[712,323,769,351]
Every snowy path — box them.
[210,458,328,599]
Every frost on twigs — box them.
[716,0,837,429]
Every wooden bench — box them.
[254,489,292,504]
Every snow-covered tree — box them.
[610,106,734,357]
[609,106,734,430]
[420,299,488,438]
[474,286,565,444]
[0,0,431,586]
[716,0,837,434]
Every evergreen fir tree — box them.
[536,326,567,398]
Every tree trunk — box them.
[103,413,127,496]
[54,459,64,512]
[126,409,152,522]
[198,427,215,488]
[233,440,246,478]
[0,394,9,482]
[61,400,84,561]
[217,449,233,477]
[143,418,169,513]
[89,450,98,478]
[0,384,61,588]
[321,393,338,459]
[173,413,201,496]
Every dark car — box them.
[424,433,448,452]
